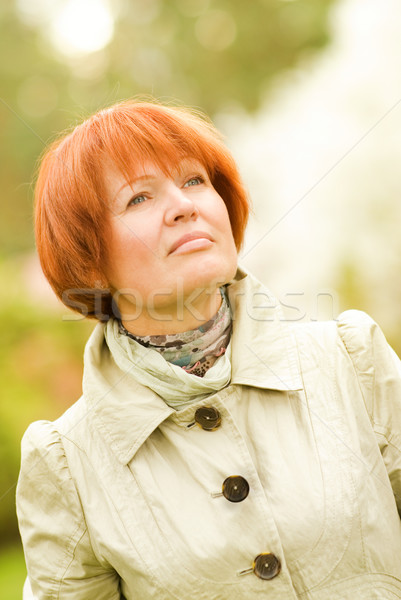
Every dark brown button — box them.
[222,476,249,502]
[194,406,221,431]
[253,553,281,580]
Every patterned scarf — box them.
[104,289,232,409]
[118,289,231,377]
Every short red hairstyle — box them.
[35,99,249,320]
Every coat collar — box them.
[82,267,303,464]
[228,267,303,392]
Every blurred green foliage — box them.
[0,543,27,600]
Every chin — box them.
[182,256,237,292]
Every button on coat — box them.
[194,406,221,430]
[253,553,281,580]
[222,476,250,502]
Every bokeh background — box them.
[1,0,401,596]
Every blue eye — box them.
[128,194,146,207]
[184,176,204,188]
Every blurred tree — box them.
[108,0,335,113]
[0,1,72,255]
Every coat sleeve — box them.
[337,309,401,515]
[16,420,122,600]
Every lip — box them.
[168,231,214,255]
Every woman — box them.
[17,100,401,599]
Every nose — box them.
[163,182,199,225]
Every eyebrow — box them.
[112,175,158,204]
[111,160,206,204]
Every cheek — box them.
[104,222,150,286]
[209,194,230,225]
[215,200,236,245]
[111,220,153,258]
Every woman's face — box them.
[103,157,238,328]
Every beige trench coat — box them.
[17,269,401,599]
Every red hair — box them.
[35,100,249,320]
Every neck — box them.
[119,287,223,336]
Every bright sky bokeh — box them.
[17,0,114,56]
